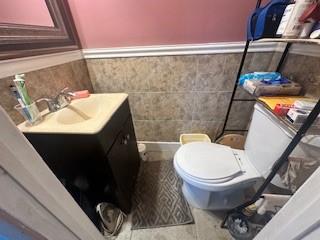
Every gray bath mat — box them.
[131,160,194,229]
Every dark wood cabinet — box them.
[107,117,140,211]
[24,99,141,225]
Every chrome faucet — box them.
[36,88,75,112]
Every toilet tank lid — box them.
[175,142,242,180]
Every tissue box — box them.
[243,80,301,97]
[287,108,320,125]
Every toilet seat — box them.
[175,142,243,182]
[174,142,262,192]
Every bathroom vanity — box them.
[19,94,141,226]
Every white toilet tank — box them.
[245,103,296,187]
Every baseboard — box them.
[138,141,180,161]
[138,141,180,152]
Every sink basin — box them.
[18,93,128,134]
[56,97,100,125]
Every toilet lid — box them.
[176,142,242,180]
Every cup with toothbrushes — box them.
[12,74,42,125]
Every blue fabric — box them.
[262,76,290,85]
[239,72,282,86]
[247,0,290,40]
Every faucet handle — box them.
[56,87,76,109]
[36,98,53,104]
[60,87,70,94]
[59,87,76,97]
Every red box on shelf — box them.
[273,103,294,117]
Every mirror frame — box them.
[0,0,80,60]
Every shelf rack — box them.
[219,0,320,231]
[258,38,320,44]
[216,38,320,139]
[242,87,320,135]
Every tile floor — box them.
[105,150,233,240]
[106,207,232,240]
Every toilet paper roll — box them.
[310,29,320,38]
[310,22,320,38]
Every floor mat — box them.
[131,160,194,229]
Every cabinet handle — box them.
[121,136,128,145]
[125,134,130,141]
[120,134,130,145]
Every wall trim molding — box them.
[82,41,278,59]
[0,50,83,79]
[83,41,320,59]
[0,41,317,79]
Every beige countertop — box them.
[18,93,128,134]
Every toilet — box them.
[174,102,319,210]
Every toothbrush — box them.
[13,74,36,121]
[10,85,32,121]
[13,74,31,106]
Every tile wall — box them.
[281,53,320,98]
[1,51,317,142]
[0,60,93,124]
[86,52,276,141]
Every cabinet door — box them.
[107,117,140,213]
[122,116,141,188]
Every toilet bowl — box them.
[174,103,318,210]
[174,142,262,209]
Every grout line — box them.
[191,57,199,121]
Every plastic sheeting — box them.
[279,135,320,192]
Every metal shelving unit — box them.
[219,0,320,231]
[216,38,320,139]
[258,38,320,44]
[253,96,320,135]
[216,39,293,139]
